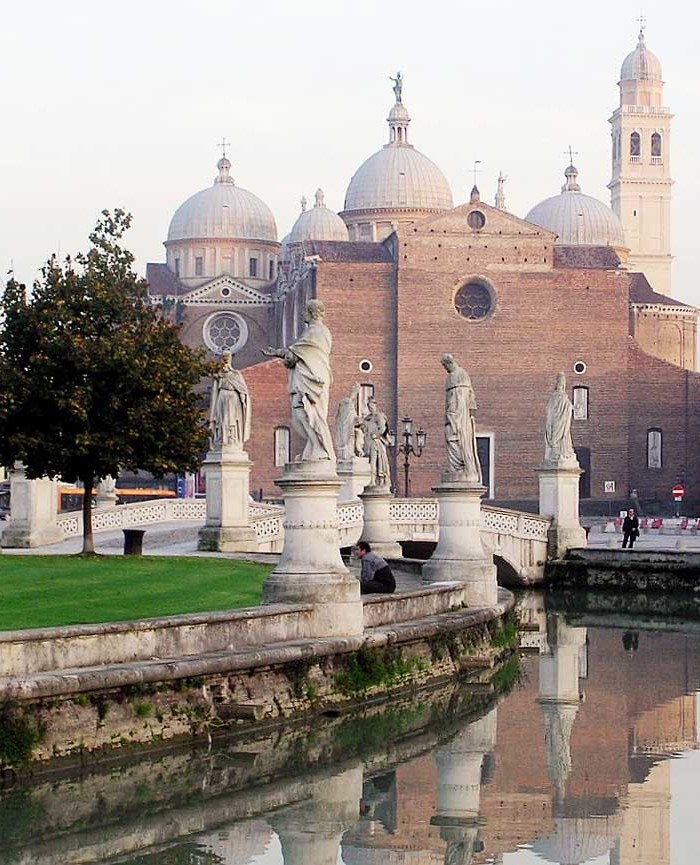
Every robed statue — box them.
[544,372,577,465]
[209,353,251,451]
[362,396,392,489]
[263,299,335,461]
[335,383,364,461]
[441,353,482,483]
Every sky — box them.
[1,0,698,305]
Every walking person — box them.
[622,508,639,549]
[354,541,396,594]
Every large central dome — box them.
[526,165,626,248]
[341,76,452,240]
[168,157,277,243]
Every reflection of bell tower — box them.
[611,761,671,865]
[538,614,587,800]
[608,26,673,294]
[432,707,497,864]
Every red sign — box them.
[673,484,685,501]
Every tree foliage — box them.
[0,209,214,553]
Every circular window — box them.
[454,279,495,321]
[573,360,587,375]
[203,312,248,355]
[467,210,486,230]
[359,359,373,373]
[220,287,231,297]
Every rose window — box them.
[203,312,248,354]
[454,280,495,321]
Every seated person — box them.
[354,541,396,594]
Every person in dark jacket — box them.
[622,508,639,549]
[354,541,396,594]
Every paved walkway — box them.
[586,525,700,551]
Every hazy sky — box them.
[2,1,698,304]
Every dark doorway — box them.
[477,435,492,497]
[575,447,591,498]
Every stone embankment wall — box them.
[0,589,516,769]
[546,549,700,593]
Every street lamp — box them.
[392,415,427,498]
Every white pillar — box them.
[538,465,587,559]
[359,486,402,558]
[422,478,497,607]
[1,463,63,548]
[262,461,363,637]
[336,456,372,503]
[197,449,257,552]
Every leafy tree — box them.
[0,210,214,554]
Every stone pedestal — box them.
[262,461,363,637]
[1,465,63,548]
[538,463,587,559]
[197,449,257,552]
[359,485,402,559]
[422,475,497,607]
[336,456,372,503]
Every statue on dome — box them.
[335,383,364,461]
[440,353,482,484]
[263,299,336,462]
[544,372,577,466]
[389,71,403,103]
[209,353,251,452]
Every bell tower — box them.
[608,26,673,294]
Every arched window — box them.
[647,428,662,469]
[572,386,589,420]
[630,132,641,157]
[651,132,662,158]
[274,427,291,467]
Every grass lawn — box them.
[0,556,273,631]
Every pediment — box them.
[180,276,273,307]
[410,200,557,240]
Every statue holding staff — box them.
[263,299,335,462]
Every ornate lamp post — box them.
[390,416,427,498]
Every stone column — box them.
[1,463,63,548]
[197,449,257,552]
[422,474,497,607]
[432,708,497,865]
[538,464,587,559]
[262,461,363,637]
[359,486,402,559]
[336,455,372,503]
[270,765,363,865]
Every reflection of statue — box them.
[263,300,335,461]
[209,353,251,451]
[389,71,403,103]
[441,354,482,483]
[336,384,363,461]
[362,397,392,489]
[544,373,576,464]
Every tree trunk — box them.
[81,471,95,556]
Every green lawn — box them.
[0,556,272,631]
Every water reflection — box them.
[3,592,700,865]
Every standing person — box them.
[354,541,396,594]
[622,508,639,549]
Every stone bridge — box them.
[55,496,550,583]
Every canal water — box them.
[3,590,700,865]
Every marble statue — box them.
[441,353,482,483]
[263,299,335,461]
[209,353,251,451]
[544,372,576,464]
[335,383,363,461]
[389,71,403,103]
[362,396,392,489]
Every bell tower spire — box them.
[608,24,673,294]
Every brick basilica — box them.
[147,29,699,512]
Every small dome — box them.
[525,165,626,248]
[621,29,662,81]
[168,158,277,243]
[343,77,453,214]
[289,189,349,243]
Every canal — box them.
[3,589,700,865]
